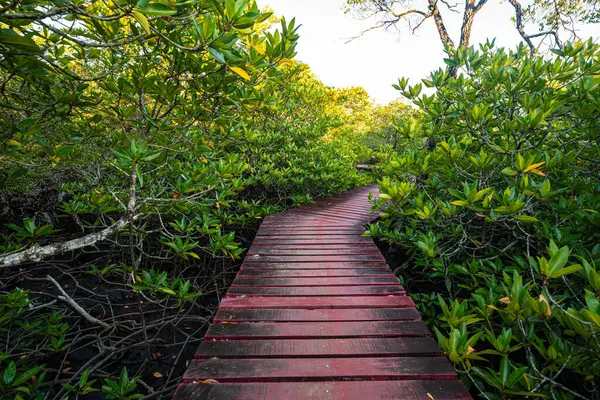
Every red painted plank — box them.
[262,214,367,221]
[291,207,371,214]
[213,308,420,322]
[243,255,385,263]
[237,269,392,278]
[195,337,440,358]
[258,227,365,232]
[256,233,366,238]
[290,209,372,218]
[226,285,405,297]
[219,296,415,309]
[183,357,456,382]
[252,239,373,245]
[256,232,369,238]
[259,222,362,227]
[205,321,428,339]
[173,380,472,400]
[249,244,378,250]
[231,277,400,286]
[288,207,373,216]
[283,214,371,222]
[240,262,389,270]
[247,249,381,256]
[290,207,373,216]
[262,216,353,223]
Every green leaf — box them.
[540,180,551,197]
[141,151,162,162]
[208,47,225,64]
[225,0,237,19]
[0,17,33,28]
[140,3,178,16]
[499,356,509,386]
[112,149,131,161]
[157,287,176,295]
[550,264,582,278]
[233,16,257,29]
[443,58,458,67]
[133,11,151,34]
[8,168,27,179]
[131,283,148,291]
[3,361,16,385]
[502,167,518,176]
[514,215,539,223]
[0,29,42,54]
[136,167,144,187]
[548,246,570,275]
[57,146,74,157]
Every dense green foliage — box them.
[369,40,600,398]
[0,1,373,398]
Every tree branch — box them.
[46,275,112,329]
[508,0,561,53]
[428,0,455,48]
[459,0,490,48]
[345,10,432,43]
[0,164,138,268]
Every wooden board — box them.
[251,239,374,245]
[236,269,393,277]
[249,244,378,250]
[213,308,421,322]
[239,262,389,270]
[173,381,472,400]
[242,255,386,263]
[195,337,440,358]
[226,285,405,297]
[204,321,430,339]
[247,249,381,256]
[231,276,401,286]
[219,296,415,309]
[183,357,457,382]
[176,184,471,400]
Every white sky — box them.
[263,0,599,103]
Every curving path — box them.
[174,184,471,399]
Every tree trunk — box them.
[459,0,489,48]
[429,0,455,49]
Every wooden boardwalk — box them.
[174,184,471,399]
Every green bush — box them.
[370,40,600,398]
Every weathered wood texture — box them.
[176,184,471,399]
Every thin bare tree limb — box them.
[508,0,561,53]
[46,275,112,329]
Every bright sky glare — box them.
[263,0,599,104]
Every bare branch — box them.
[0,164,139,268]
[345,9,432,43]
[46,275,112,329]
[508,0,561,53]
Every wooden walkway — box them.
[174,184,471,399]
